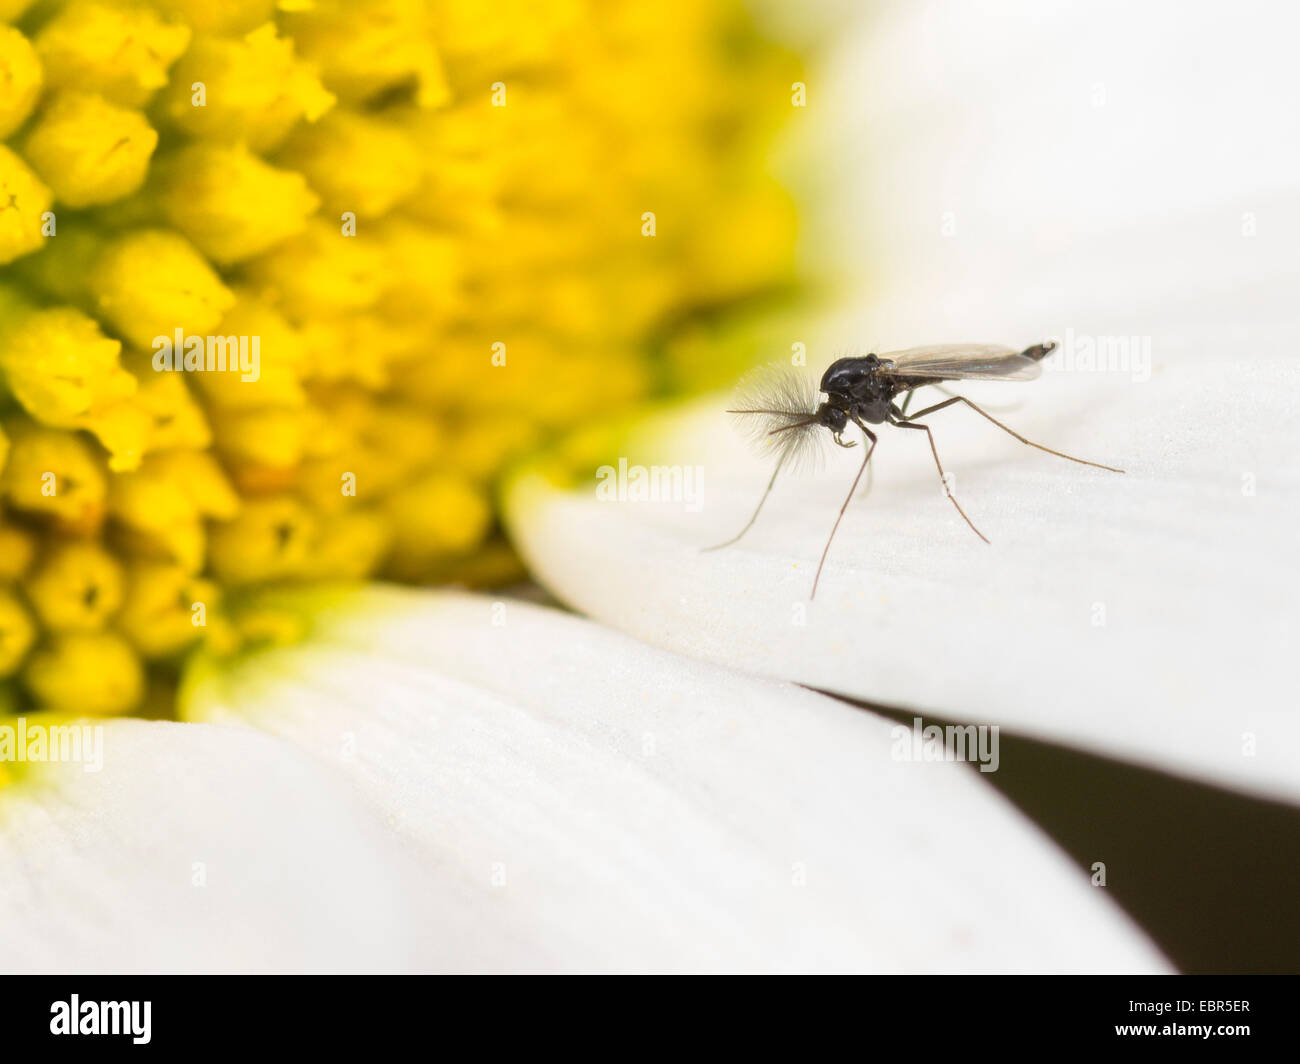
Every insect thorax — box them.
[819,356,907,424]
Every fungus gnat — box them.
[706,341,1124,598]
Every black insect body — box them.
[708,341,1123,598]
[818,354,906,425]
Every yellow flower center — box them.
[0,0,800,716]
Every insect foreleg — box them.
[811,422,877,600]
[701,450,788,552]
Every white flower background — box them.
[3,0,1297,972]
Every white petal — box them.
[503,1,1300,804]
[0,719,440,972]
[184,586,1166,972]
[792,0,1300,348]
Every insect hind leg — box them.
[899,395,1123,473]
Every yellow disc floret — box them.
[20,90,158,208]
[0,0,801,716]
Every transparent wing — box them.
[879,343,1043,381]
[726,362,827,474]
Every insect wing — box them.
[878,343,1043,381]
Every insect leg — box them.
[901,384,1011,417]
[899,396,1124,473]
[811,424,877,600]
[888,414,990,544]
[852,413,875,500]
[930,383,1023,412]
[701,450,787,552]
